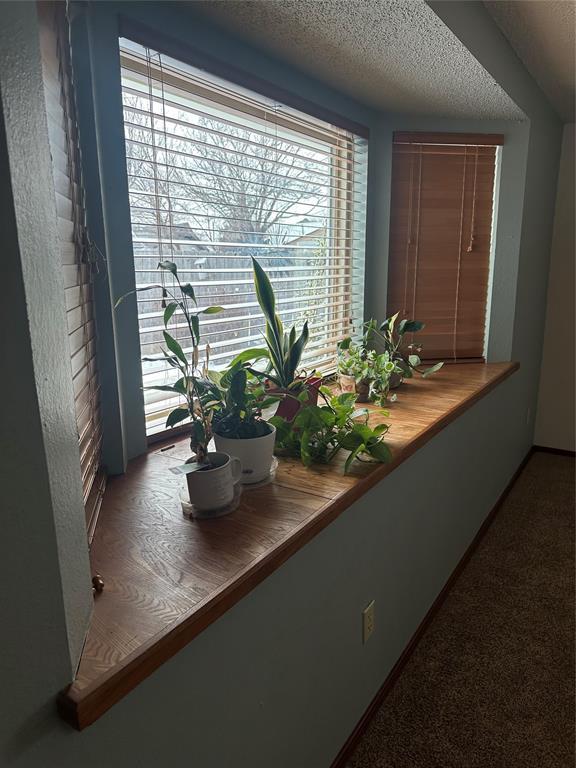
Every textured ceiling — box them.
[193,0,524,120]
[484,1,575,122]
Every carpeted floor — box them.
[348,451,575,768]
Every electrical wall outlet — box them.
[362,600,375,643]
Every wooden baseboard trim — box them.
[330,446,535,768]
[533,445,575,458]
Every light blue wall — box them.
[0,2,562,767]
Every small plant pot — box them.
[185,452,241,514]
[272,376,322,422]
[389,372,404,389]
[339,374,370,402]
[213,424,276,484]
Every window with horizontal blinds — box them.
[387,132,501,361]
[38,2,105,538]
[119,39,368,437]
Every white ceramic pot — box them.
[214,424,276,484]
[185,452,241,512]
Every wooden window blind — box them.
[38,2,105,541]
[387,132,502,361]
[119,39,368,437]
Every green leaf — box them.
[173,377,188,395]
[403,320,425,333]
[163,331,188,366]
[144,384,181,394]
[339,430,365,451]
[421,361,444,378]
[354,424,377,442]
[165,407,189,428]
[114,284,163,308]
[163,302,178,326]
[181,283,196,302]
[366,441,392,462]
[259,396,281,410]
[288,321,309,378]
[158,260,178,277]
[252,257,276,325]
[191,315,200,345]
[229,347,269,367]
[408,354,421,368]
[229,368,247,406]
[300,429,312,467]
[202,306,224,314]
[345,442,366,473]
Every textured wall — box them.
[0,2,93,763]
[196,0,524,119]
[484,0,575,122]
[0,2,92,668]
[535,124,576,451]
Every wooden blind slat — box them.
[387,134,497,361]
[38,1,104,542]
[393,131,504,146]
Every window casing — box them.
[119,40,368,437]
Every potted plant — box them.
[116,261,241,516]
[271,388,392,473]
[230,257,321,421]
[378,313,444,387]
[337,320,402,405]
[204,364,280,484]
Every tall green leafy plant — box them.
[116,260,223,463]
[230,257,310,389]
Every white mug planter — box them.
[214,424,276,484]
[185,452,242,516]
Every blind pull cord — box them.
[402,150,415,316]
[467,146,479,253]
[453,147,468,361]
[410,145,423,347]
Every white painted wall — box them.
[535,124,575,452]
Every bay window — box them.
[119,39,368,437]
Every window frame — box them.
[119,38,369,443]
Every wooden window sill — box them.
[58,362,518,730]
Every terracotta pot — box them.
[272,376,322,422]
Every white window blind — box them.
[39,1,105,540]
[119,39,368,437]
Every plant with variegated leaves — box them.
[115,260,223,463]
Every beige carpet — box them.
[348,451,575,768]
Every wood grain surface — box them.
[58,362,518,729]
